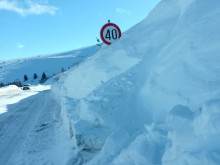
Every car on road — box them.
[22,84,31,90]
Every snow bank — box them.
[53,0,220,164]
[0,85,20,92]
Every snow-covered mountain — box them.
[1,0,220,164]
[0,45,99,85]
[52,0,220,164]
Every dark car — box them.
[22,84,31,90]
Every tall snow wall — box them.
[53,0,220,164]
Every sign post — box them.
[100,21,121,45]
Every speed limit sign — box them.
[100,22,121,45]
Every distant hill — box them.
[0,45,99,85]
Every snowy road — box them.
[0,86,67,165]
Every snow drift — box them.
[53,0,220,164]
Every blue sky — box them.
[0,0,160,60]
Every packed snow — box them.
[0,85,50,114]
[1,0,220,164]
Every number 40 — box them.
[105,29,118,40]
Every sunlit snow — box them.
[0,0,220,164]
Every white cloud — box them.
[116,8,130,15]
[0,0,58,16]
[16,43,24,49]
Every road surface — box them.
[0,86,66,164]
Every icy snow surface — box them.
[52,0,220,164]
[0,85,66,164]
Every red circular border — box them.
[100,23,121,45]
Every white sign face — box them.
[103,26,119,43]
[100,23,121,45]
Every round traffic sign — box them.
[100,23,121,45]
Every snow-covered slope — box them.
[53,0,220,164]
[0,45,99,85]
